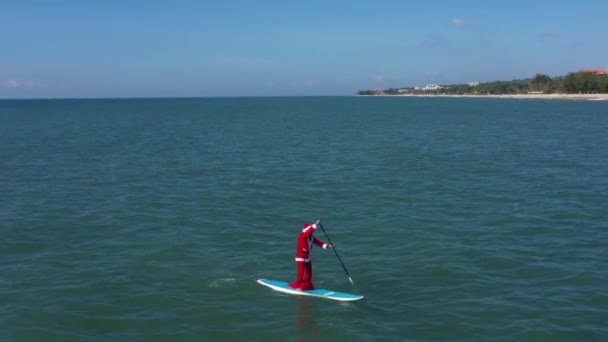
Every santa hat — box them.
[302,222,316,231]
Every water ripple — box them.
[1,97,607,340]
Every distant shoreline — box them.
[357,93,608,100]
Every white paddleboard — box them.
[257,279,364,302]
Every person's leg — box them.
[301,262,314,290]
[289,261,304,289]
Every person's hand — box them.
[327,244,334,248]
[315,219,321,225]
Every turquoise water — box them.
[1,97,607,341]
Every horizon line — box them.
[0,94,355,101]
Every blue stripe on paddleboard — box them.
[257,279,364,301]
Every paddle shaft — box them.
[318,223,354,285]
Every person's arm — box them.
[313,237,332,249]
[310,220,333,249]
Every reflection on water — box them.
[296,297,318,342]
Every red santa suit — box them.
[288,222,330,290]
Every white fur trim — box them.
[302,223,317,233]
[322,243,328,249]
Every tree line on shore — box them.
[357,71,608,95]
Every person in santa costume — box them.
[288,220,333,291]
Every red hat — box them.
[302,222,316,232]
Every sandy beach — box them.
[361,93,608,100]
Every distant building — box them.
[580,69,608,75]
[421,84,443,91]
[467,81,480,86]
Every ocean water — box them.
[1,97,607,341]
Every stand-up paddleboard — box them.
[257,279,364,302]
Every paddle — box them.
[318,222,355,286]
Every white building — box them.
[422,84,443,91]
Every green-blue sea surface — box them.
[1,97,607,341]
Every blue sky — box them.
[1,0,607,98]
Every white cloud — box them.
[5,79,19,88]
[3,79,37,89]
[451,18,469,27]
